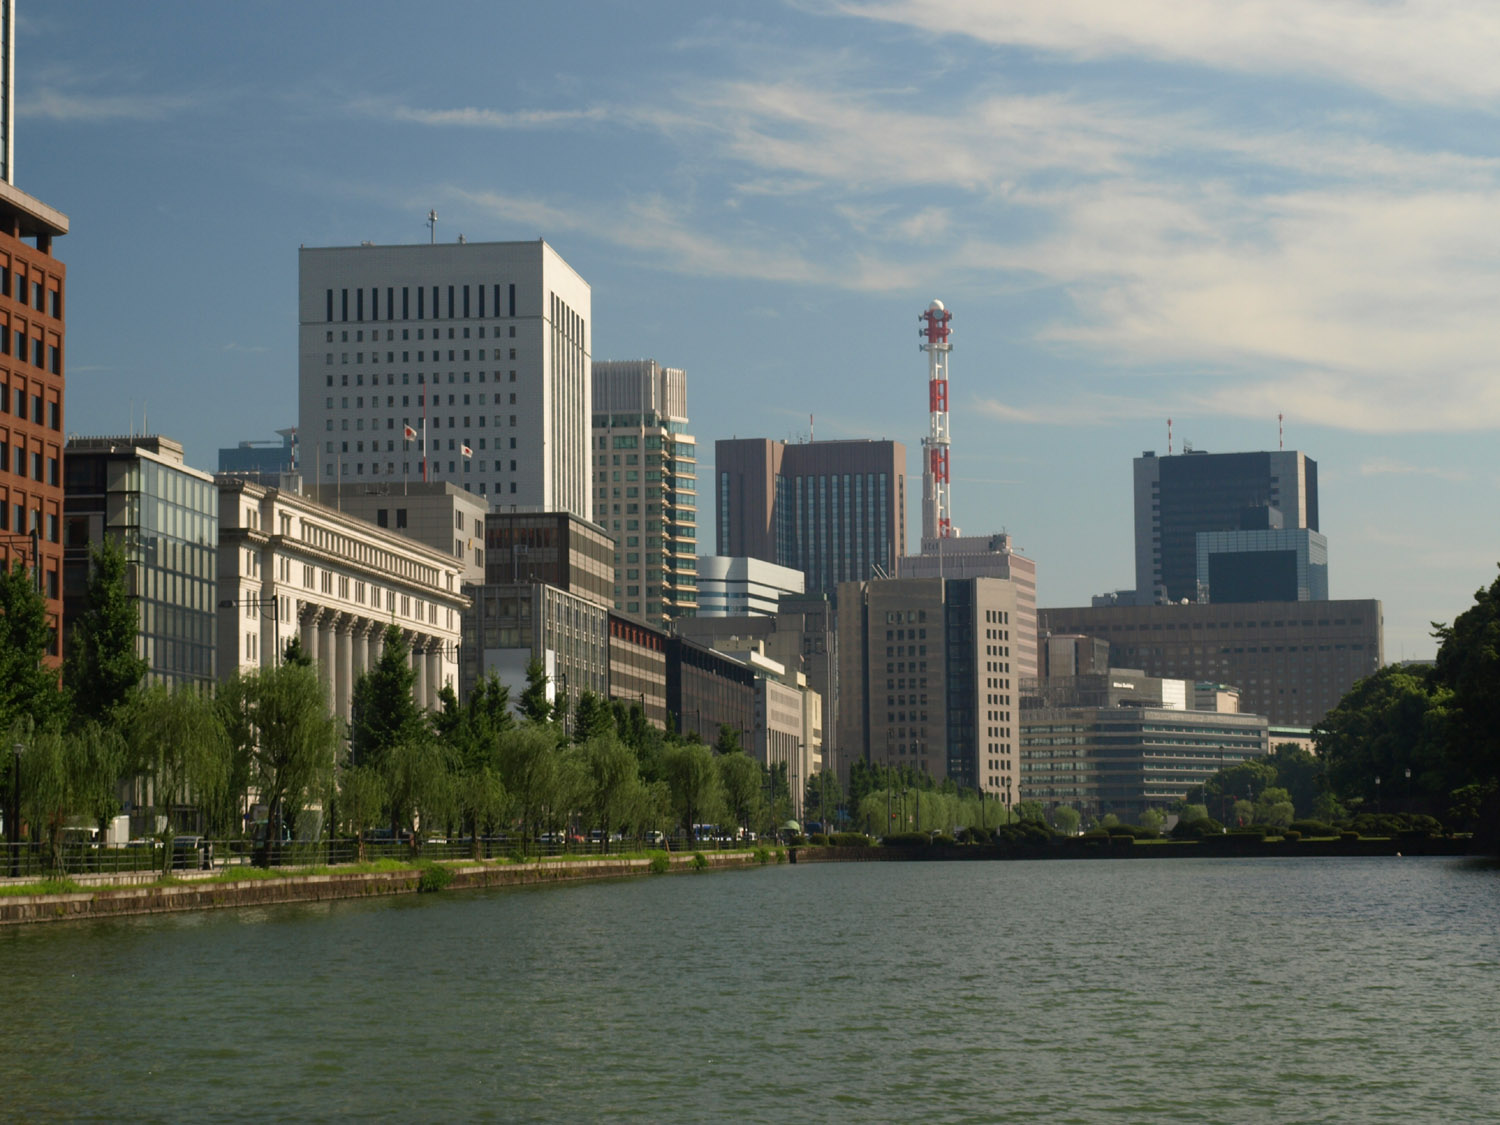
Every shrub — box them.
[775,848,787,864]
[1111,835,1135,847]
[1281,830,1302,843]
[691,852,708,871]
[648,851,670,874]
[1289,820,1336,838]
[788,834,806,847]
[1229,825,1270,839]
[1339,830,1360,842]
[1172,817,1225,839]
[1082,827,1110,839]
[931,833,957,847]
[809,833,830,846]
[882,832,930,847]
[754,846,771,864]
[417,863,453,893]
[831,832,870,848]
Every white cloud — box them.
[829,0,1500,105]
[1359,458,1470,482]
[24,87,195,122]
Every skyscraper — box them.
[591,359,697,626]
[0,2,67,661]
[715,438,905,599]
[298,239,591,518]
[1134,448,1318,604]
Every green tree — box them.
[1139,808,1165,833]
[455,763,508,859]
[497,723,563,854]
[717,750,763,838]
[1051,805,1081,836]
[348,625,425,769]
[1314,665,1451,809]
[573,690,615,744]
[713,724,743,755]
[14,718,123,871]
[224,662,340,865]
[518,657,553,724]
[1434,567,1500,836]
[804,768,844,828]
[122,684,230,874]
[664,741,722,839]
[0,560,62,732]
[281,635,314,667]
[62,537,146,727]
[1269,744,1325,818]
[1254,786,1296,828]
[579,733,639,852]
[338,765,386,862]
[1013,799,1047,824]
[384,733,454,853]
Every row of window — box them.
[329,347,519,365]
[325,283,518,322]
[0,441,59,485]
[0,266,61,318]
[0,382,61,428]
[327,324,515,343]
[0,328,60,373]
[329,391,518,408]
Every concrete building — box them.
[608,611,668,729]
[63,436,218,690]
[838,576,1021,797]
[1037,599,1382,727]
[666,635,756,746]
[902,533,1038,683]
[592,359,697,626]
[674,593,838,777]
[1019,672,1270,820]
[460,510,615,713]
[306,480,487,585]
[298,240,591,518]
[715,437,905,598]
[217,475,468,720]
[219,429,298,478]
[1040,633,1111,680]
[1135,448,1319,605]
[0,93,67,657]
[695,555,805,617]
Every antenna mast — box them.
[1278,412,1284,451]
[1168,417,1173,456]
[919,300,956,540]
[427,209,438,244]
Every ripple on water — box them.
[1,856,1497,1121]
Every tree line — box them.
[2,541,845,872]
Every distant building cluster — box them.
[11,16,1389,827]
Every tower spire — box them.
[919,300,955,540]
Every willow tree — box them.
[17,721,123,872]
[123,684,229,873]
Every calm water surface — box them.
[2,856,1497,1123]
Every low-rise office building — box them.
[695,555,804,617]
[217,475,468,719]
[608,611,668,729]
[666,635,756,745]
[306,480,487,584]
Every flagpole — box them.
[422,382,429,483]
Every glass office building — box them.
[64,435,218,689]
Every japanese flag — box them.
[403,424,417,441]
[462,444,473,458]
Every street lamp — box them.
[219,594,282,665]
[9,740,23,878]
[1375,774,1381,815]
[1405,767,1412,809]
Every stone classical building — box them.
[217,476,468,719]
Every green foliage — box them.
[754,846,771,864]
[0,560,62,731]
[1051,806,1081,836]
[417,862,454,892]
[691,851,708,871]
[1138,809,1166,832]
[931,833,957,846]
[1172,816,1225,839]
[1269,744,1324,817]
[15,719,123,870]
[716,749,763,837]
[221,662,340,864]
[1289,819,1337,837]
[338,765,386,859]
[1433,566,1500,792]
[882,831,930,847]
[1315,664,1452,809]
[496,724,563,852]
[648,850,670,874]
[1281,829,1302,843]
[518,657,553,724]
[1178,803,1209,825]
[281,635,314,667]
[713,724,743,755]
[122,684,230,871]
[62,537,146,727]
[579,733,640,852]
[804,768,844,827]
[663,741,722,839]
[572,690,615,744]
[348,626,425,770]
[831,831,870,847]
[1013,799,1047,824]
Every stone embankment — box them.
[0,851,759,927]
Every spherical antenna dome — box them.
[929,299,945,311]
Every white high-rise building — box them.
[298,240,591,520]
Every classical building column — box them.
[335,616,354,723]
[412,635,429,710]
[351,619,371,687]
[426,644,443,707]
[318,612,337,702]
[300,604,321,669]
[368,625,385,672]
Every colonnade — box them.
[298,604,451,721]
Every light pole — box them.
[1405,767,1412,810]
[1375,774,1381,815]
[219,594,282,664]
[9,740,23,878]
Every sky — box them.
[16,0,1500,661]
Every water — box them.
[2,857,1497,1122]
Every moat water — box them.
[3,856,1497,1122]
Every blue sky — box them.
[18,0,1500,660]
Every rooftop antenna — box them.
[1167,417,1173,455]
[1278,412,1284,451]
[810,413,814,443]
[427,209,438,244]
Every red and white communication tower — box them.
[919,299,957,540]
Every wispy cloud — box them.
[24,88,196,122]
[828,0,1500,105]
[353,98,614,129]
[1360,457,1470,482]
